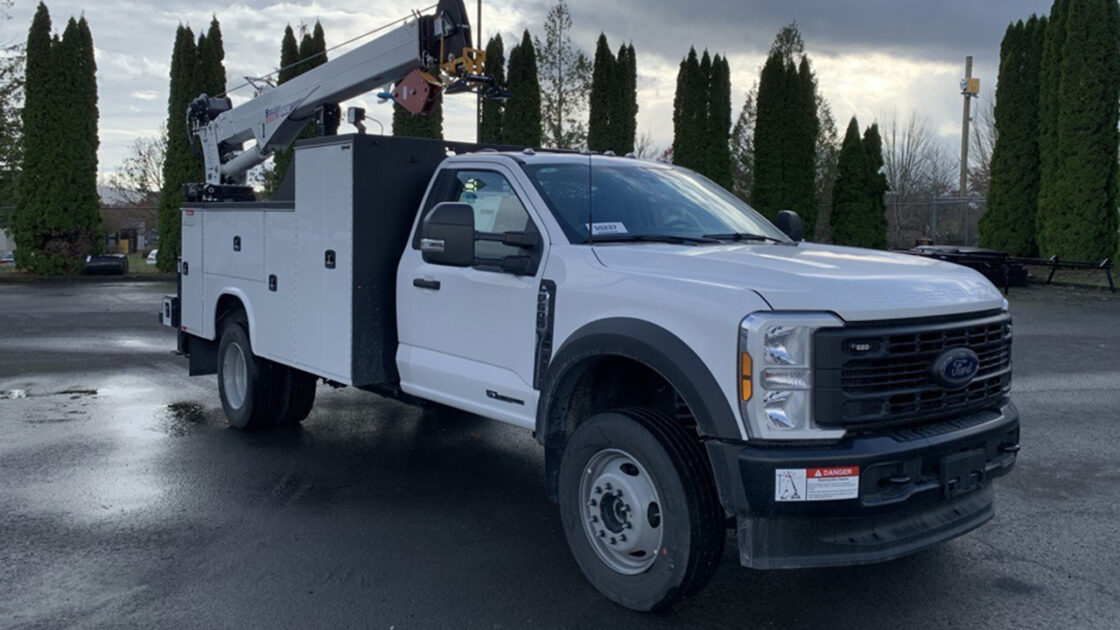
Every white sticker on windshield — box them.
[591,222,628,236]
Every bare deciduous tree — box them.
[968,92,997,196]
[109,127,167,204]
[632,129,660,160]
[880,109,955,201]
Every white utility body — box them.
[166,0,1019,612]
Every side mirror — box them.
[420,202,475,266]
[776,210,804,242]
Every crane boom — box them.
[186,0,500,201]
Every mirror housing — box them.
[776,210,804,242]
[420,202,475,266]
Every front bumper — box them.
[706,402,1020,569]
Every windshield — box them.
[521,162,788,244]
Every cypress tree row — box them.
[1037,0,1119,260]
[268,21,329,194]
[587,33,616,152]
[1036,0,1068,258]
[480,34,505,144]
[861,123,888,249]
[504,30,542,148]
[156,26,200,271]
[13,4,102,274]
[671,48,732,186]
[830,117,887,249]
[751,45,820,233]
[980,17,1046,256]
[672,48,704,171]
[706,55,733,190]
[615,43,638,155]
[791,57,819,233]
[392,101,443,139]
[750,51,787,221]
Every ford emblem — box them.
[931,348,980,389]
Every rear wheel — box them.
[274,366,317,426]
[217,314,281,429]
[558,408,725,611]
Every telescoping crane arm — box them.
[186,0,502,200]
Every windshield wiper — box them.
[702,232,786,243]
[587,233,722,245]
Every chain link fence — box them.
[886,195,986,249]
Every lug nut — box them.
[588,499,597,507]
[625,522,633,529]
[620,534,627,542]
[609,537,617,545]
[591,515,599,523]
[595,486,603,495]
[604,483,613,491]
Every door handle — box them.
[413,278,441,291]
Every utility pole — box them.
[476,0,482,142]
[959,56,977,197]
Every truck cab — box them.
[169,134,1018,612]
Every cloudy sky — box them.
[4,0,1053,180]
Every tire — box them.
[274,366,317,426]
[216,314,283,429]
[558,408,725,612]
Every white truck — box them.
[163,0,1020,612]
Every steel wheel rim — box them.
[222,341,248,410]
[578,448,664,575]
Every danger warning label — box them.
[775,466,860,502]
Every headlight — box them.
[739,313,846,440]
[85,255,91,263]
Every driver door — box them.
[397,165,547,428]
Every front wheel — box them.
[558,409,725,611]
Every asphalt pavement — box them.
[1,281,1118,629]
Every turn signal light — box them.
[740,352,753,401]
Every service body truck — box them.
[164,1,1019,611]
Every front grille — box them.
[814,312,1012,427]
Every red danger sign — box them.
[808,466,859,478]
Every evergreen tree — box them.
[13,5,101,274]
[706,54,733,189]
[790,56,819,234]
[13,2,54,270]
[980,17,1046,256]
[1037,0,1068,256]
[730,85,757,202]
[197,17,226,96]
[672,48,695,167]
[392,101,443,139]
[587,33,616,152]
[862,123,888,249]
[278,25,299,83]
[750,50,788,221]
[504,30,542,147]
[480,34,505,144]
[830,117,880,248]
[268,21,329,194]
[156,25,200,271]
[672,48,707,171]
[615,43,638,154]
[1037,0,1119,259]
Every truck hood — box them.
[592,242,1005,321]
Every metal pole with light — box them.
[959,56,979,196]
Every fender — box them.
[208,286,259,347]
[536,318,742,499]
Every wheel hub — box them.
[579,449,663,574]
[221,341,248,410]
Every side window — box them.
[451,170,535,259]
